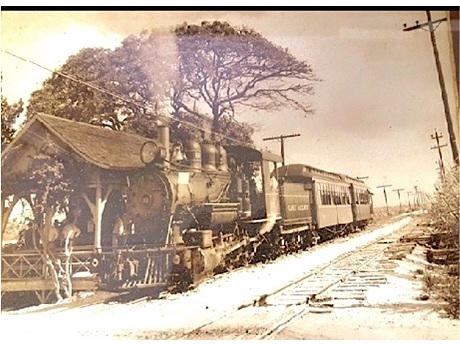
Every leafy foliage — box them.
[1,96,23,148]
[26,153,70,225]
[428,166,459,318]
[174,21,318,135]
[26,21,317,146]
[430,166,459,243]
[26,47,157,134]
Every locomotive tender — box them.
[96,123,373,291]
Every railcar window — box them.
[319,182,334,205]
[319,183,324,205]
[335,188,341,205]
[356,191,369,204]
[322,184,325,205]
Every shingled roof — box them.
[2,114,152,170]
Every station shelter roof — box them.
[2,113,151,176]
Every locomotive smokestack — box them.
[158,118,170,169]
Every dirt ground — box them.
[168,236,460,340]
[1,213,459,340]
[273,246,459,340]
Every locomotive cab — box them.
[225,146,282,225]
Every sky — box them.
[1,9,458,208]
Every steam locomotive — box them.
[92,123,373,291]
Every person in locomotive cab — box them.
[270,171,279,191]
[252,163,263,194]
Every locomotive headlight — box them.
[140,141,158,165]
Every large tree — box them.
[174,21,318,135]
[26,21,317,145]
[1,96,23,148]
[26,44,170,138]
[27,33,176,132]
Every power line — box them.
[2,50,144,111]
[431,129,447,182]
[414,185,420,207]
[403,11,459,165]
[406,191,413,211]
[263,133,300,166]
[376,184,392,215]
[392,188,404,212]
[1,50,253,149]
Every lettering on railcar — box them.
[287,204,309,211]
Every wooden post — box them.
[94,170,102,252]
[1,194,21,244]
[82,169,113,253]
[263,133,300,166]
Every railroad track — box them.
[174,216,417,340]
[257,218,417,339]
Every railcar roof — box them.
[225,145,283,163]
[278,164,370,188]
[2,113,151,170]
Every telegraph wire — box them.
[2,50,337,173]
[1,50,255,149]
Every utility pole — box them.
[431,129,447,182]
[403,11,459,165]
[263,133,300,166]
[376,184,392,215]
[435,160,444,182]
[414,185,420,208]
[407,191,412,211]
[393,188,404,213]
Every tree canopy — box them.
[174,21,317,135]
[1,96,23,148]
[26,20,318,146]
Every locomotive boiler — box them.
[98,123,284,290]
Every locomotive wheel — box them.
[309,231,319,246]
[169,267,193,293]
[254,237,281,262]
